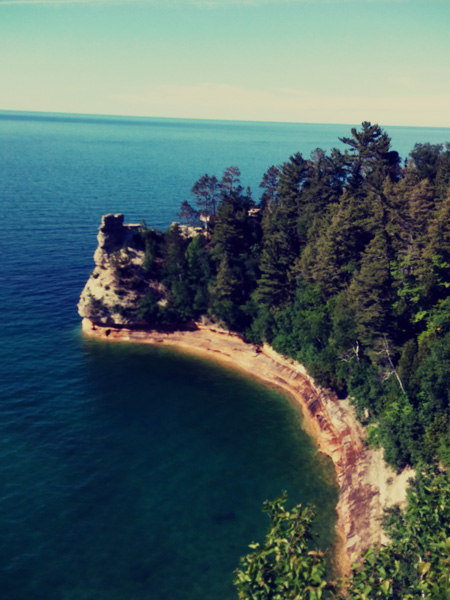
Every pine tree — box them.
[385,175,438,324]
[427,186,450,262]
[301,192,368,298]
[186,235,211,314]
[346,230,394,349]
[296,147,345,239]
[209,252,243,329]
[259,165,280,213]
[160,224,191,319]
[277,152,309,233]
[177,200,199,226]
[254,234,292,306]
[190,173,221,217]
[254,154,308,306]
[409,142,450,200]
[340,121,401,193]
[211,193,246,263]
[221,165,243,196]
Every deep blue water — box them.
[1,111,449,600]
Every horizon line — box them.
[1,108,450,131]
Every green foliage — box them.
[87,293,107,317]
[235,472,450,600]
[160,224,194,321]
[301,192,368,298]
[343,469,450,599]
[259,165,280,213]
[186,235,211,314]
[340,121,401,192]
[109,249,133,281]
[245,302,276,345]
[116,122,450,470]
[178,200,199,226]
[134,290,160,324]
[410,142,450,200]
[366,425,381,448]
[191,173,221,217]
[346,231,393,349]
[255,232,294,306]
[234,493,330,600]
[88,125,450,596]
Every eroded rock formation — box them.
[78,214,164,327]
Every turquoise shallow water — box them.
[1,111,449,599]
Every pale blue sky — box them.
[1,0,449,126]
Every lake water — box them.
[0,111,449,599]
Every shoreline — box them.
[81,317,413,574]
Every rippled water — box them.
[1,111,449,599]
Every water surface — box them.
[1,111,448,599]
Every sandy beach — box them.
[82,317,413,574]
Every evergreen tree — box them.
[254,154,308,306]
[277,152,309,232]
[301,192,367,298]
[177,200,199,226]
[209,168,260,328]
[209,252,242,329]
[259,164,280,213]
[211,188,247,262]
[409,142,443,183]
[191,173,221,217]
[346,230,394,351]
[409,141,450,200]
[221,165,243,196]
[385,175,438,329]
[186,235,211,315]
[296,147,345,239]
[340,121,401,193]
[428,187,450,262]
[160,224,192,320]
[254,234,292,307]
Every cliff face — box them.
[94,213,135,259]
[259,346,413,569]
[78,214,165,327]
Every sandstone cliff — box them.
[78,214,166,327]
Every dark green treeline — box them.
[137,122,450,471]
[120,123,450,598]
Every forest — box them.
[111,122,450,597]
[134,122,450,471]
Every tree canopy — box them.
[97,124,450,597]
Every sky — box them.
[1,0,450,127]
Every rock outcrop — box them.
[78,214,164,327]
[93,213,141,266]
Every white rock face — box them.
[78,214,165,327]
[93,213,137,266]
